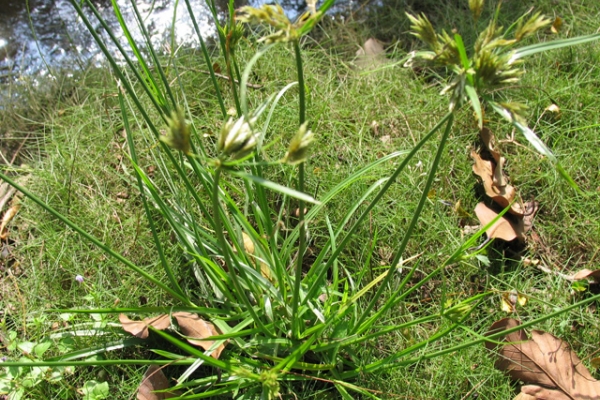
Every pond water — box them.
[0,0,340,81]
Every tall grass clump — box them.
[2,0,600,398]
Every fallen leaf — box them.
[172,312,226,359]
[544,103,561,115]
[463,225,481,235]
[514,392,537,400]
[370,120,379,135]
[474,203,519,241]
[569,268,600,283]
[520,385,569,400]
[480,128,508,187]
[137,365,178,400]
[551,17,563,34]
[0,203,20,240]
[379,135,391,144]
[522,201,539,233]
[486,318,600,399]
[500,290,527,313]
[471,151,523,216]
[119,314,171,339]
[355,38,387,69]
[0,183,17,212]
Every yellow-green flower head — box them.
[218,115,258,160]
[284,122,314,165]
[160,109,191,155]
[237,4,317,44]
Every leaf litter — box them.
[137,365,180,400]
[470,127,542,242]
[486,318,600,399]
[120,312,226,359]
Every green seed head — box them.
[284,122,314,165]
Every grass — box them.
[1,0,600,398]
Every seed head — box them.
[218,115,258,160]
[283,122,314,165]
[160,109,191,155]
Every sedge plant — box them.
[2,0,600,398]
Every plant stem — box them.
[291,39,307,338]
[183,0,226,117]
[352,113,454,334]
[212,167,272,334]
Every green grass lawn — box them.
[1,0,600,398]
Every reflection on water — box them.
[0,0,219,80]
[0,0,341,82]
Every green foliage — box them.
[2,0,600,399]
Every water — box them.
[0,0,333,81]
[0,0,221,80]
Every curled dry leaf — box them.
[0,203,21,240]
[137,365,179,400]
[480,127,501,164]
[121,313,227,359]
[569,268,600,283]
[522,201,539,233]
[471,150,523,216]
[172,312,226,359]
[0,183,17,212]
[486,318,600,399]
[474,202,520,241]
[119,314,171,339]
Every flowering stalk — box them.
[291,39,307,339]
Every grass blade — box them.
[511,33,600,61]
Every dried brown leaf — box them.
[0,184,17,213]
[486,318,600,399]
[514,392,538,400]
[172,312,226,359]
[119,314,171,339]
[0,203,20,240]
[520,385,570,400]
[481,127,502,164]
[471,150,523,216]
[523,201,539,233]
[569,269,600,283]
[474,202,519,241]
[137,365,178,400]
[355,38,387,69]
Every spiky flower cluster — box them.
[283,122,314,165]
[218,115,258,161]
[237,4,320,44]
[160,109,191,155]
[406,5,551,116]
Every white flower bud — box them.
[218,115,257,160]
